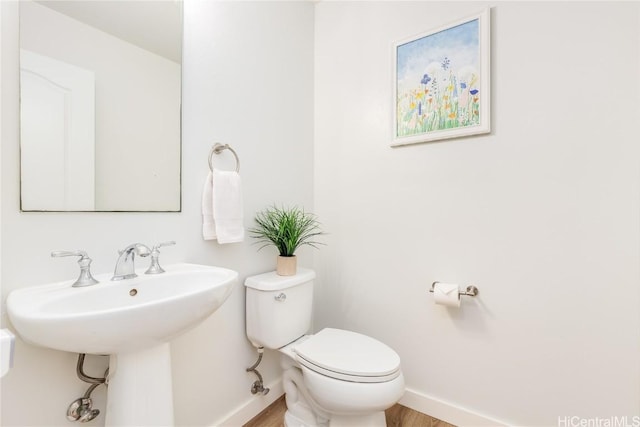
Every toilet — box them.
[245,268,405,427]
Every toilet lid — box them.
[293,328,401,383]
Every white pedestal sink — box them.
[7,263,238,426]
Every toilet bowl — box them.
[245,269,405,427]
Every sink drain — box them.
[129,289,138,296]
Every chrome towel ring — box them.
[208,143,240,172]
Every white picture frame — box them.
[392,9,491,146]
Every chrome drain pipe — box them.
[246,347,269,395]
[76,353,107,384]
[67,354,108,422]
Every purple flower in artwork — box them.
[420,74,431,85]
[470,89,479,95]
[460,82,467,89]
[418,102,422,116]
[441,57,450,70]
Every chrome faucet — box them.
[111,243,151,281]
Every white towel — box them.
[202,171,216,240]
[202,169,244,243]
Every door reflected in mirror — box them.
[19,0,182,212]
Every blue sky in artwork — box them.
[397,19,479,84]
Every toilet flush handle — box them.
[274,293,287,302]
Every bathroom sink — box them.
[7,263,238,355]
[8,262,238,426]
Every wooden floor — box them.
[244,395,456,427]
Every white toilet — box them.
[245,268,405,427]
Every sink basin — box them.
[7,263,238,354]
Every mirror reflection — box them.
[20,0,182,212]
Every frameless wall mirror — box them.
[19,0,182,212]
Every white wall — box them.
[1,0,314,426]
[0,0,4,421]
[314,2,640,426]
[20,0,181,211]
[3,1,639,426]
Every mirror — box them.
[19,0,182,212]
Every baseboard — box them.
[211,379,284,427]
[399,387,509,427]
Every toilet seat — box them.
[293,328,401,383]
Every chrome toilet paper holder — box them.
[429,282,479,297]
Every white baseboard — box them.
[212,379,284,427]
[399,387,509,427]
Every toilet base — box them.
[284,410,327,427]
[284,409,386,427]
[330,412,386,427]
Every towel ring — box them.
[208,143,240,172]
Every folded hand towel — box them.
[202,171,217,240]
[212,169,244,244]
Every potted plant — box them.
[249,205,324,276]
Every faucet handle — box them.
[52,250,99,287]
[145,241,176,275]
[151,241,176,252]
[52,250,90,259]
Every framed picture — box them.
[392,9,491,146]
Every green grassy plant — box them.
[249,206,324,257]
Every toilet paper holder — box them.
[429,282,479,297]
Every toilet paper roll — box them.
[433,282,461,307]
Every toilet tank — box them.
[245,268,316,349]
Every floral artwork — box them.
[392,9,490,146]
